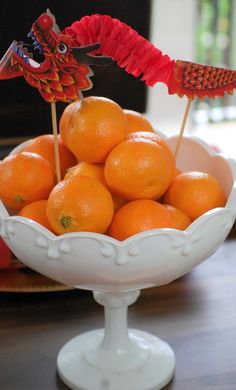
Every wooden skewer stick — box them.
[50,102,61,183]
[174,98,192,159]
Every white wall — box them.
[147,0,197,134]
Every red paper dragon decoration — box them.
[1,11,236,101]
[0,11,112,102]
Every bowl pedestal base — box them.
[57,290,175,390]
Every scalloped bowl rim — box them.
[0,203,235,246]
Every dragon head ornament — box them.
[0,10,113,102]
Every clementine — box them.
[126,131,176,177]
[163,171,226,221]
[18,200,54,232]
[64,161,126,211]
[174,167,182,177]
[22,134,77,178]
[123,109,154,135]
[0,152,56,211]
[46,175,114,235]
[104,138,174,200]
[64,161,106,185]
[108,199,173,240]
[163,204,191,230]
[59,96,126,163]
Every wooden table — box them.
[1,229,236,390]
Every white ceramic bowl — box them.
[1,134,236,292]
[1,134,235,390]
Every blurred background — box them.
[148,0,236,159]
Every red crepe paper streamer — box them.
[64,14,236,100]
[64,14,175,87]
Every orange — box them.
[174,167,182,177]
[64,161,106,185]
[46,175,114,235]
[108,199,174,240]
[163,204,191,230]
[22,134,77,179]
[123,109,154,135]
[163,171,226,221]
[126,131,176,176]
[0,152,56,211]
[59,96,126,163]
[18,200,54,232]
[64,161,126,211]
[104,138,174,200]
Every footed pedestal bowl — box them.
[1,134,236,390]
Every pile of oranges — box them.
[0,96,227,240]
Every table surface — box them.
[1,228,236,390]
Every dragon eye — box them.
[57,43,68,54]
